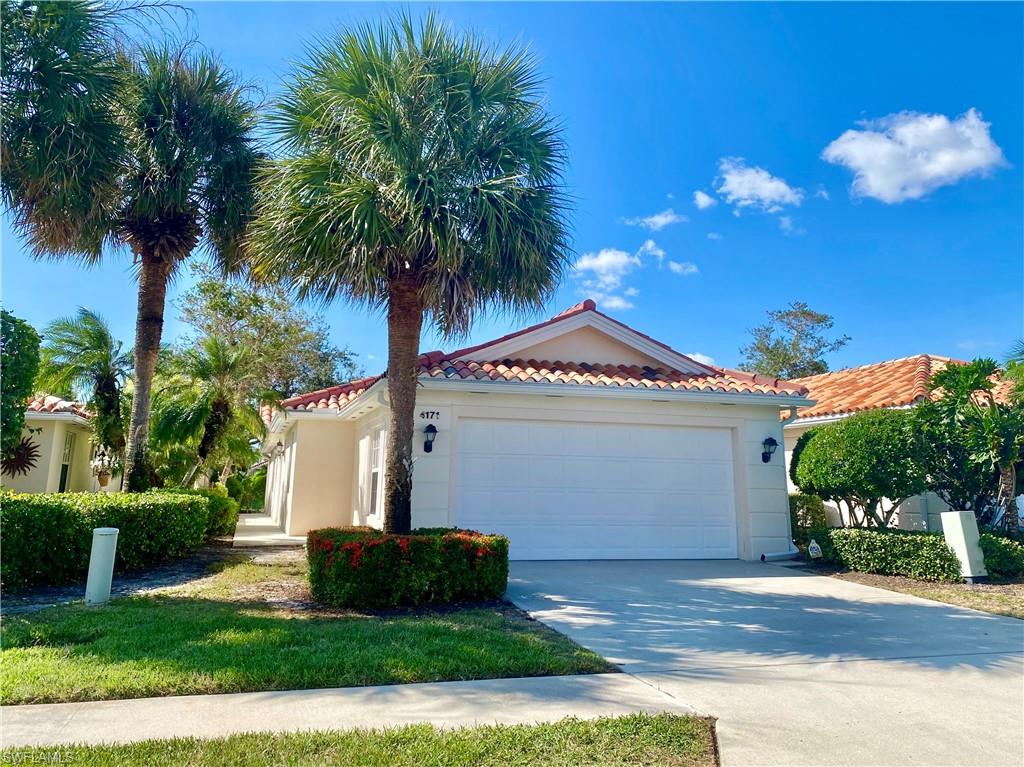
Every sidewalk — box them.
[1,673,694,748]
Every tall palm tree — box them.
[116,46,260,489]
[37,308,132,453]
[151,337,265,486]
[248,14,571,533]
[1,0,121,257]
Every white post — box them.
[940,511,988,584]
[85,527,119,605]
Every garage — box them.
[455,417,738,560]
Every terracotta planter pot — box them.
[97,471,111,488]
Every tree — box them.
[926,359,1023,532]
[0,309,41,460]
[36,308,131,454]
[915,364,999,521]
[248,14,571,533]
[115,46,261,489]
[2,4,262,491]
[740,301,850,379]
[150,337,265,486]
[792,409,927,528]
[1,1,121,256]
[176,265,358,398]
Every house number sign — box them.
[415,406,450,432]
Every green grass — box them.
[0,714,717,767]
[1,555,612,705]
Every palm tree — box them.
[37,308,132,453]
[116,46,260,489]
[248,14,571,533]
[151,337,265,486]
[1,0,121,257]
[930,360,1023,532]
[2,5,261,490]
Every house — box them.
[783,354,1015,530]
[262,299,812,561]
[2,395,108,494]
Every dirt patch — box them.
[834,571,1024,619]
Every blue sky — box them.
[2,2,1021,374]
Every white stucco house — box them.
[261,299,812,561]
[783,354,1016,531]
[2,395,110,494]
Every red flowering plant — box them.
[306,527,509,609]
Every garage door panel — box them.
[456,418,738,560]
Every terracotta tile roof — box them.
[422,358,807,396]
[266,300,809,425]
[25,394,91,420]
[790,354,1014,421]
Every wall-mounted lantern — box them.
[761,436,779,463]
[273,440,285,459]
[423,424,438,453]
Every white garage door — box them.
[455,418,737,560]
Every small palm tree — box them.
[930,360,1023,532]
[151,337,266,486]
[37,308,131,453]
[248,14,571,533]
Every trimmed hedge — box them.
[978,533,1024,579]
[307,527,509,609]
[789,493,828,547]
[0,491,208,592]
[154,486,239,538]
[806,527,1024,583]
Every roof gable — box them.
[271,298,811,424]
[442,298,716,374]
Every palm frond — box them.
[247,11,571,337]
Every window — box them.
[368,427,385,517]
[58,432,76,492]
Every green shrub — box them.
[307,527,509,609]
[789,493,829,546]
[793,410,927,527]
[151,486,239,538]
[815,528,961,582]
[0,491,208,591]
[0,309,40,459]
[978,533,1024,578]
[225,469,266,512]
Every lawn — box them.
[0,714,717,767]
[833,571,1024,619]
[0,552,612,705]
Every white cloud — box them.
[814,185,830,200]
[624,287,639,297]
[822,108,1006,203]
[636,239,666,266]
[693,190,717,210]
[574,248,640,291]
[714,157,803,213]
[685,352,716,367]
[706,232,722,240]
[778,216,805,236]
[590,291,634,311]
[623,208,688,231]
[667,260,698,276]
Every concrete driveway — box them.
[508,559,1024,767]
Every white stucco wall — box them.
[2,417,96,493]
[326,386,794,560]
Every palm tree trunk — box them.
[123,252,172,490]
[999,463,1018,532]
[383,273,423,534]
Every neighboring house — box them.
[262,299,812,561]
[783,354,1015,530]
[2,395,108,494]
